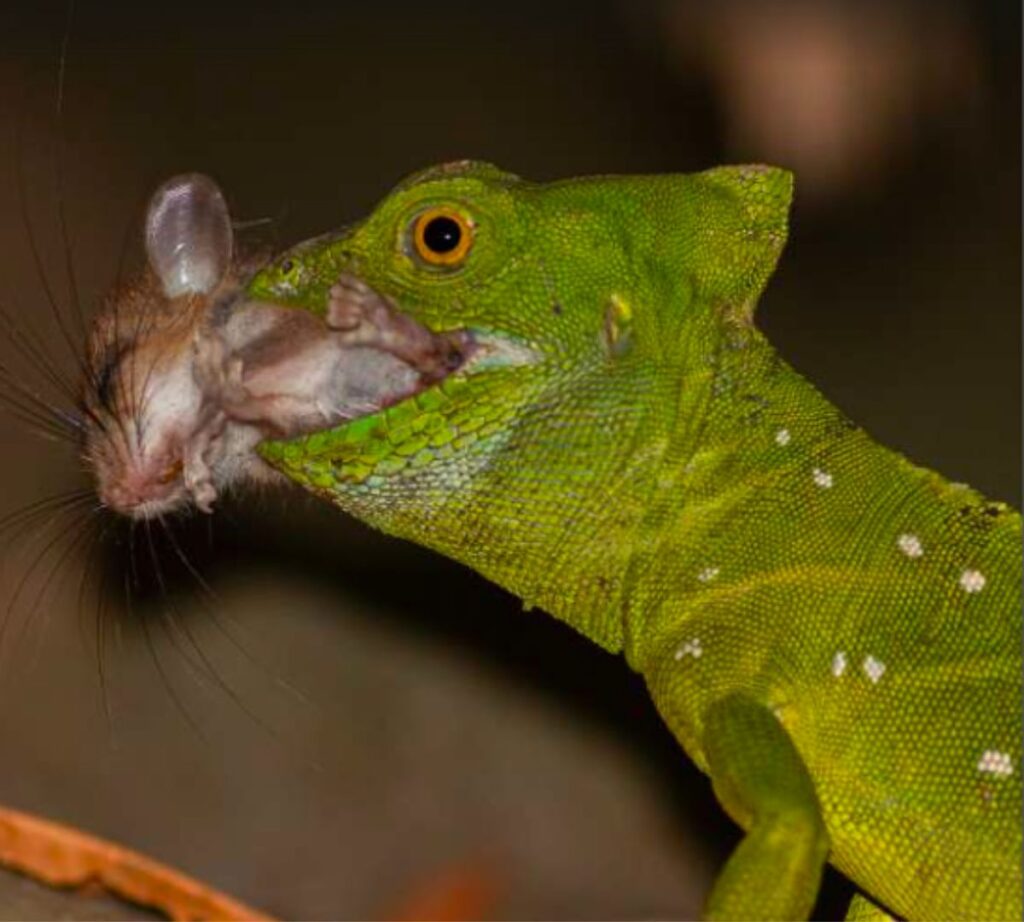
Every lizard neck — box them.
[414,320,858,657]
[620,318,1019,673]
[617,319,856,666]
[426,320,833,656]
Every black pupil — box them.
[422,216,462,254]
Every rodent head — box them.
[82,173,235,519]
[82,171,447,520]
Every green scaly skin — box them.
[248,161,1021,921]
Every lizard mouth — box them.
[204,270,484,445]
[160,272,537,513]
[321,273,476,398]
[314,272,541,424]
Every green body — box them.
[248,162,1021,920]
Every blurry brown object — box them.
[664,0,984,201]
[0,804,271,921]
[388,862,500,922]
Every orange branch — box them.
[0,804,272,921]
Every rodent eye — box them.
[95,348,122,411]
[410,208,474,268]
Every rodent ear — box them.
[145,173,233,298]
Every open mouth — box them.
[150,271,538,514]
[230,270,542,440]
[321,272,476,404]
[304,272,543,435]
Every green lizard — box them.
[246,161,1021,921]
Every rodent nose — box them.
[101,467,181,517]
[103,482,145,514]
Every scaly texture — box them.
[248,162,1021,920]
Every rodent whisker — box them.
[155,512,218,603]
[12,97,97,399]
[0,488,93,540]
[0,360,81,443]
[0,498,99,664]
[51,16,91,357]
[16,508,102,670]
[154,515,287,733]
[133,518,209,741]
[144,516,232,691]
[0,303,82,410]
[0,392,72,444]
[81,518,116,734]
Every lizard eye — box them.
[410,207,474,268]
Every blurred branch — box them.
[0,804,271,921]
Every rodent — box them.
[82,174,468,520]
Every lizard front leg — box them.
[700,693,830,921]
[844,892,898,921]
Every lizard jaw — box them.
[201,269,543,490]
[325,273,474,387]
[321,272,541,417]
[252,273,544,480]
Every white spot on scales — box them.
[977,750,1014,778]
[697,566,720,583]
[862,655,886,684]
[959,569,986,594]
[897,533,924,558]
[812,467,833,489]
[674,638,703,660]
[831,651,847,677]
[775,428,791,446]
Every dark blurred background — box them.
[0,1,1018,919]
